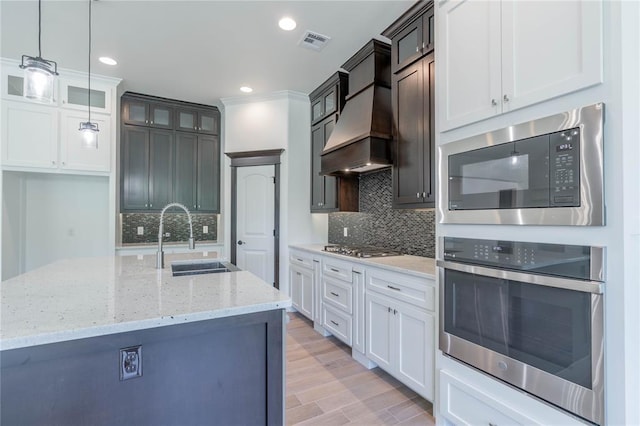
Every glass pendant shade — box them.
[20,55,57,103]
[79,121,99,148]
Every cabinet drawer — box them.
[289,250,313,269]
[322,276,352,314]
[366,268,435,311]
[322,305,352,346]
[323,258,352,282]
[440,370,533,426]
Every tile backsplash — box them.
[122,213,217,244]
[328,169,435,258]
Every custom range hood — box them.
[321,39,393,176]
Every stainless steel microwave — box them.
[438,103,605,226]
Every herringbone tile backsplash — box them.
[328,169,435,258]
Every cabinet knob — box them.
[198,205,201,208]
[416,192,420,198]
[503,94,510,102]
[237,240,245,245]
[393,309,397,315]
[422,192,427,198]
[145,204,148,207]
[388,307,391,313]
[150,121,154,124]
[145,120,149,124]
[491,99,498,106]
[51,160,56,165]
[62,161,65,166]
[149,203,153,207]
[422,41,426,49]
[416,46,420,53]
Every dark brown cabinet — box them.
[120,92,220,213]
[309,72,358,213]
[175,132,220,212]
[176,108,219,135]
[392,54,435,208]
[387,2,434,74]
[122,97,174,129]
[384,0,436,209]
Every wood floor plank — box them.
[397,412,436,426]
[285,313,433,426]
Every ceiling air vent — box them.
[299,30,331,51]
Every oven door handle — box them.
[436,260,604,294]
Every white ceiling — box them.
[0,1,414,106]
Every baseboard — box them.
[352,349,377,369]
[313,322,332,337]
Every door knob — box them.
[237,240,244,245]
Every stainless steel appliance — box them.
[438,103,604,226]
[323,245,402,258]
[438,237,605,425]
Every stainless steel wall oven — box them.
[438,237,605,425]
[438,103,605,226]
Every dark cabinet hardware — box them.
[330,292,339,297]
[393,309,398,315]
[330,320,339,326]
[330,268,340,273]
[237,240,244,245]
[387,285,401,291]
[388,307,392,313]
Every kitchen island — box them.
[1,253,291,425]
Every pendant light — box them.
[19,0,58,103]
[78,0,99,148]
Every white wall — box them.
[1,172,111,280]
[220,91,327,296]
[435,1,640,424]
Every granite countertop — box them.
[289,244,436,279]
[0,253,291,351]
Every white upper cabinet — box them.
[438,0,603,131]
[59,110,111,172]
[0,58,120,174]
[1,101,58,168]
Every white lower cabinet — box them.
[366,288,435,400]
[289,263,314,320]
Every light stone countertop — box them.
[0,253,291,351]
[289,244,436,279]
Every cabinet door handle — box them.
[388,307,392,313]
[489,424,498,426]
[330,291,339,297]
[149,203,152,207]
[393,309,397,315]
[416,192,420,198]
[387,285,401,291]
[150,121,154,124]
[422,192,426,198]
[145,204,148,208]
[491,99,498,106]
[415,46,420,53]
[51,160,56,165]
[422,41,426,49]
[330,320,339,326]
[503,94,510,102]
[145,120,149,124]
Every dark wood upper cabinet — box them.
[309,72,358,213]
[384,0,436,209]
[384,1,434,74]
[309,72,348,126]
[120,92,220,213]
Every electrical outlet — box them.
[343,227,348,237]
[137,226,144,236]
[203,225,209,234]
[120,346,142,381]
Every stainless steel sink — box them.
[170,259,239,277]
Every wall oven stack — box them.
[438,237,605,425]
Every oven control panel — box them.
[443,237,593,280]
[549,127,581,207]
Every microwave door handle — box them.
[437,260,604,294]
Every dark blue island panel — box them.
[1,309,284,425]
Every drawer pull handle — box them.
[296,272,301,276]
[387,285,401,291]
[330,320,339,326]
[297,258,303,262]
[330,268,340,273]
[330,291,339,297]
[393,309,397,315]
[489,423,497,426]
[388,307,391,313]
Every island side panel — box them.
[1,309,284,425]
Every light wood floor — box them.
[286,313,435,425]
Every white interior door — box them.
[236,165,275,285]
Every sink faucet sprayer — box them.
[156,203,195,269]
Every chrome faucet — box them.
[156,203,195,269]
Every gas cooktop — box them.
[322,245,403,258]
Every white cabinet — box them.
[289,263,314,320]
[365,267,437,400]
[1,101,58,168]
[366,291,434,400]
[439,0,603,130]
[59,110,111,172]
[0,58,120,174]
[321,256,354,347]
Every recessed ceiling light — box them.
[99,56,117,66]
[278,17,297,31]
[240,86,253,93]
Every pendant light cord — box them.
[87,0,92,123]
[38,0,42,58]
